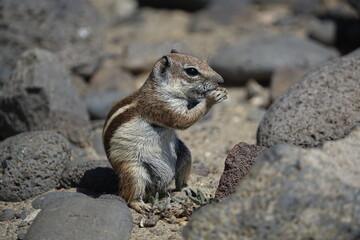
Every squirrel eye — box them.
[185,67,199,77]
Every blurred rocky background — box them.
[0,0,359,239]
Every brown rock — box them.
[214,142,267,200]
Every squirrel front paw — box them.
[206,87,228,104]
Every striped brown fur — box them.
[103,91,140,156]
[103,107,137,157]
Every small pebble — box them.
[0,209,16,221]
[18,210,32,220]
[17,233,26,240]
[139,215,160,228]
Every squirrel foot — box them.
[129,200,151,214]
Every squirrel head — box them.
[149,50,224,100]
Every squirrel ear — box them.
[159,56,170,74]
[162,56,170,67]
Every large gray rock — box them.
[0,0,104,83]
[0,131,71,201]
[26,195,133,240]
[257,48,360,148]
[0,49,91,146]
[184,125,360,239]
[211,35,338,84]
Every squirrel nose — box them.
[213,73,224,84]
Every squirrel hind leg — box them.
[113,161,148,203]
[175,139,192,191]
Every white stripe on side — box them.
[103,102,138,138]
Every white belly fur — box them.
[109,117,178,191]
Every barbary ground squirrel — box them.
[103,50,228,212]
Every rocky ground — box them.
[0,86,260,240]
[0,0,359,239]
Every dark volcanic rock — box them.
[257,48,360,148]
[0,131,71,201]
[60,158,118,194]
[215,142,267,200]
[0,49,91,146]
[0,0,104,83]
[26,195,133,240]
[211,35,338,84]
[184,126,360,239]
